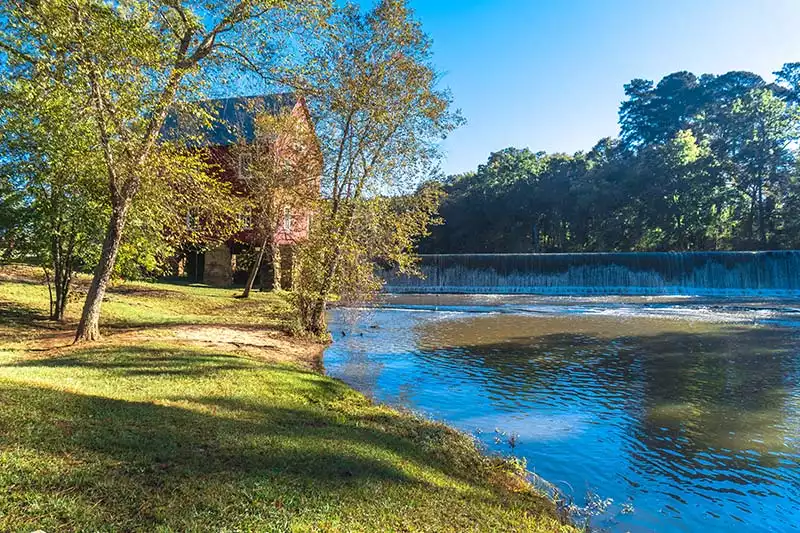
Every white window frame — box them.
[238,211,252,230]
[186,208,198,230]
[283,206,293,232]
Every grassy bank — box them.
[0,266,574,532]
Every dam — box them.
[382,251,800,296]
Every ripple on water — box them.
[325,299,800,533]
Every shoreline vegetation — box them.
[0,264,575,532]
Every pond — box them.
[324,295,800,533]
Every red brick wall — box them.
[201,97,321,248]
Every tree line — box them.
[423,66,800,254]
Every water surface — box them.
[324,296,800,532]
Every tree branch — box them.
[0,40,37,65]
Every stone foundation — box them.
[203,245,233,286]
[279,244,294,290]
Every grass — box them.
[0,265,575,532]
[0,264,295,332]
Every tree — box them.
[620,72,702,148]
[0,64,109,321]
[235,104,321,298]
[280,0,461,335]
[774,62,800,102]
[0,166,27,263]
[423,148,554,253]
[0,77,242,320]
[711,88,799,246]
[0,0,323,340]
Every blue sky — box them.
[395,0,800,175]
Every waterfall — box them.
[382,251,800,296]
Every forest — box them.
[423,64,800,253]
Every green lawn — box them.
[0,266,574,532]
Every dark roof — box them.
[161,93,297,147]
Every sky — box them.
[393,0,800,176]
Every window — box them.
[186,209,198,230]
[238,210,252,229]
[237,209,253,229]
[283,206,293,232]
[238,152,253,182]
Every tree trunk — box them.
[74,201,130,342]
[49,231,61,320]
[56,268,71,322]
[47,242,67,322]
[299,252,340,336]
[44,268,55,320]
[757,180,766,246]
[746,192,756,245]
[261,243,280,292]
[53,268,64,321]
[53,265,66,322]
[51,275,71,322]
[242,235,270,298]
[52,255,67,322]
[307,297,328,335]
[298,292,328,337]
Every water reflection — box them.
[324,302,800,533]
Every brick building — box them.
[167,94,320,287]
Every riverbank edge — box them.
[0,264,576,532]
[315,353,575,523]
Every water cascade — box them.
[382,251,800,296]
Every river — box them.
[324,295,800,532]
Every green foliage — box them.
[295,184,443,314]
[0,68,110,319]
[0,0,315,336]
[116,145,244,279]
[0,58,241,323]
[239,108,321,235]
[0,169,28,262]
[279,0,462,334]
[427,65,800,253]
[232,106,322,295]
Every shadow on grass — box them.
[99,321,292,339]
[0,299,290,340]
[1,273,294,342]
[0,265,46,286]
[0,376,523,531]
[0,300,68,344]
[106,285,180,298]
[0,300,46,327]
[5,345,259,377]
[149,276,214,288]
[99,294,293,331]
[2,348,456,478]
[0,381,415,483]
[2,348,462,480]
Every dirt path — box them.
[2,265,323,371]
[12,324,323,371]
[124,325,323,370]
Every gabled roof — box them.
[161,93,297,147]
